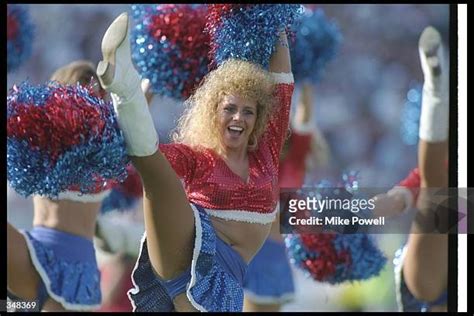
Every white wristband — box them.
[270,72,294,84]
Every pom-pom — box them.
[205,4,303,69]
[7,4,35,73]
[400,82,422,145]
[284,172,387,283]
[131,4,210,101]
[100,188,139,214]
[7,81,129,198]
[291,8,343,83]
[100,164,143,213]
[285,233,386,283]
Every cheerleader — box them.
[372,26,449,312]
[7,60,112,311]
[395,25,449,312]
[96,12,294,312]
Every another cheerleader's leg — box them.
[7,223,41,302]
[96,12,196,305]
[394,246,448,312]
[402,26,448,310]
[418,26,449,143]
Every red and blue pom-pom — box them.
[130,4,210,101]
[7,81,129,198]
[400,82,422,146]
[285,233,386,283]
[291,7,343,83]
[100,165,143,213]
[284,172,386,283]
[205,4,303,69]
[7,4,35,73]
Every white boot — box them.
[418,26,449,142]
[97,12,158,156]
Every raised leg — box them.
[402,26,448,309]
[97,13,196,281]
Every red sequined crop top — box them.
[159,72,294,224]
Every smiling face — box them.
[172,59,275,155]
[217,94,258,152]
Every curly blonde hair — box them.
[172,59,275,154]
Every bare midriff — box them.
[210,215,272,264]
[32,196,101,240]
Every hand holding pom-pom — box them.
[205,4,303,69]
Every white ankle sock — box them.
[419,46,449,142]
[419,87,449,142]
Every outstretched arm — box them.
[372,190,409,218]
[262,30,295,164]
[269,31,291,74]
[372,168,420,218]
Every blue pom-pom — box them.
[100,188,139,214]
[291,8,343,83]
[207,4,303,69]
[7,81,130,198]
[400,82,422,145]
[7,4,35,73]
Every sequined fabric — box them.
[127,237,174,312]
[158,83,294,223]
[128,204,247,312]
[243,238,295,303]
[21,227,101,310]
